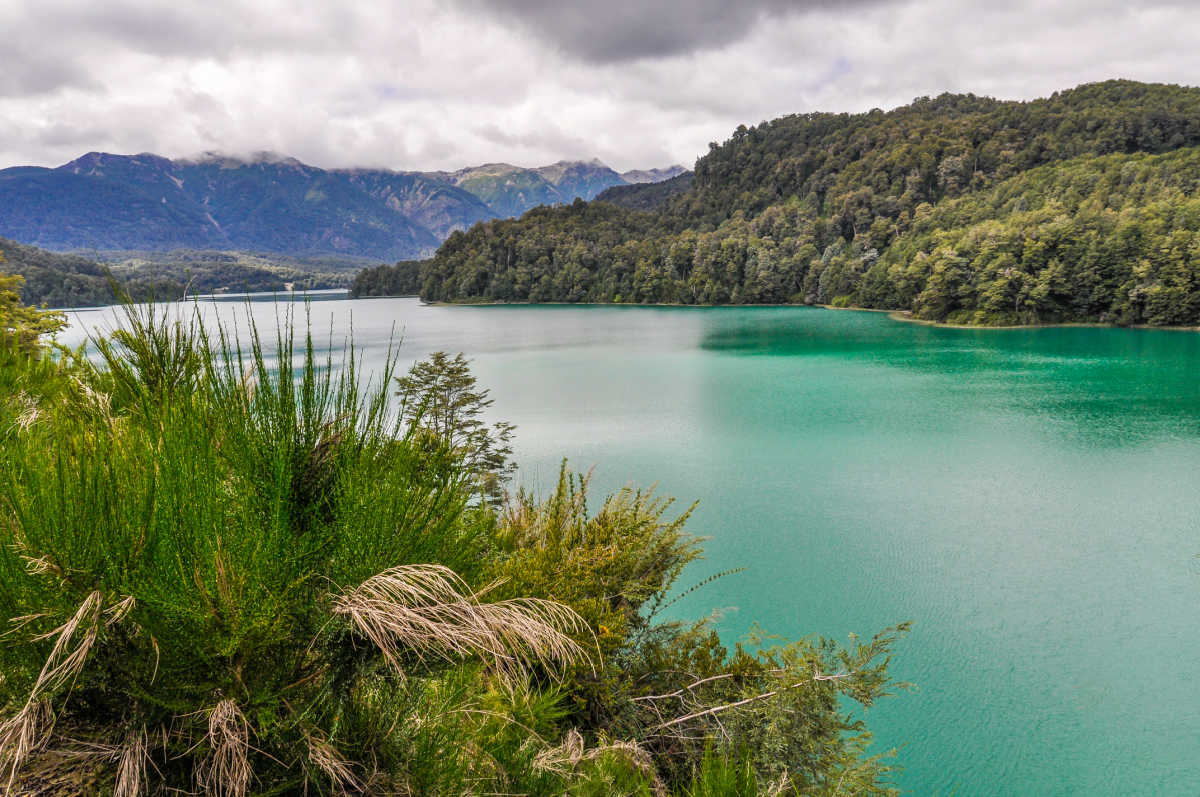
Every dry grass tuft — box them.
[332,564,591,684]
[197,700,250,797]
[533,728,667,796]
[194,700,250,797]
[0,591,109,786]
[305,729,362,794]
[71,375,113,419]
[114,726,148,797]
[28,591,104,697]
[0,698,53,788]
[104,595,136,627]
[20,555,61,578]
[12,391,41,432]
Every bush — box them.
[0,303,587,795]
[0,300,908,795]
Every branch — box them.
[648,669,851,732]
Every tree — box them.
[396,351,516,502]
[0,254,66,351]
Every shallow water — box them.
[62,296,1200,795]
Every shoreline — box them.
[372,296,1200,333]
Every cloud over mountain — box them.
[0,0,1197,175]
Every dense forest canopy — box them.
[351,260,423,297]
[379,80,1200,326]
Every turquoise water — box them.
[62,297,1200,795]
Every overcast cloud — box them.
[0,0,1197,172]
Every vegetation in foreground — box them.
[0,294,907,795]
[380,80,1200,327]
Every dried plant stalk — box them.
[533,728,667,797]
[306,730,362,794]
[0,591,106,786]
[332,563,590,683]
[114,726,148,797]
[0,699,53,788]
[197,700,250,797]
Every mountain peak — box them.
[181,150,308,168]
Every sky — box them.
[0,0,1197,173]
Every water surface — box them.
[62,297,1200,795]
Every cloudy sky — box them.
[1,0,1197,172]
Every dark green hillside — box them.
[597,171,695,210]
[351,259,424,297]
[0,238,353,307]
[415,80,1200,326]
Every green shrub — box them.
[0,303,588,795]
[0,300,909,795]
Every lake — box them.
[61,295,1200,796]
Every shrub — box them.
[0,303,587,795]
[0,300,909,795]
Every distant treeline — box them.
[350,260,423,297]
[354,80,1200,327]
[0,239,354,307]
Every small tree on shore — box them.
[396,351,516,503]
[0,254,65,352]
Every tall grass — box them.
[0,301,588,794]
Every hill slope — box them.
[415,80,1200,327]
[0,236,351,307]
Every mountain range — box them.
[0,152,685,261]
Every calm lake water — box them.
[62,295,1200,796]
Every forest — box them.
[383,80,1200,326]
[351,260,424,297]
[0,240,353,307]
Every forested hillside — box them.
[412,80,1200,326]
[0,238,351,307]
[351,259,423,297]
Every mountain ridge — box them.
[0,152,680,260]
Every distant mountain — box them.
[0,152,680,260]
[619,165,687,184]
[423,159,633,219]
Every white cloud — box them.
[0,0,1197,173]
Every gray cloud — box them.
[453,0,887,63]
[0,0,1196,174]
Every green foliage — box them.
[492,465,909,795]
[351,260,424,297]
[683,748,759,797]
[395,351,516,503]
[0,304,571,794]
[0,253,66,350]
[0,305,909,794]
[416,80,1200,326]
